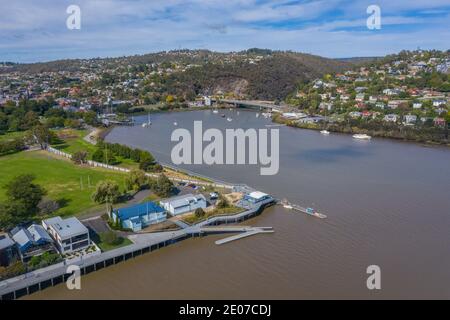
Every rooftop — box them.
[0,233,15,250]
[43,216,88,239]
[114,201,165,220]
[248,191,269,200]
[160,193,206,209]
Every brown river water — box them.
[28,110,450,299]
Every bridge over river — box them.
[212,99,284,112]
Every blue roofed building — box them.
[10,224,56,262]
[111,201,167,232]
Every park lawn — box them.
[0,150,128,217]
[51,129,98,157]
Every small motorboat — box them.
[320,130,330,135]
[174,121,178,126]
[213,109,219,114]
[227,117,233,122]
[353,134,372,140]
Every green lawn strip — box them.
[95,236,133,252]
[0,151,128,217]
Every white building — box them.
[282,112,307,120]
[160,194,207,216]
[204,96,212,106]
[384,114,398,122]
[42,217,90,254]
[433,99,447,107]
[403,114,417,125]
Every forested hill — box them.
[2,49,351,100]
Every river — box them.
[28,109,450,299]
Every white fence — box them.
[47,146,72,159]
[45,147,233,189]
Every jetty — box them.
[280,199,327,219]
[213,227,274,245]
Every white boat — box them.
[320,130,330,135]
[256,113,260,118]
[142,113,152,128]
[227,117,233,122]
[174,121,178,126]
[283,204,293,210]
[353,134,372,140]
[213,109,219,114]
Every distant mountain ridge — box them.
[2,49,352,100]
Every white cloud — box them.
[0,0,448,62]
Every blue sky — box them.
[0,0,449,62]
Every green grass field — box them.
[51,129,98,157]
[0,151,128,217]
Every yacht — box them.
[142,113,152,128]
[353,134,372,140]
[320,130,330,135]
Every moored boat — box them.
[320,130,330,135]
[353,134,371,140]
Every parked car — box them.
[209,192,219,200]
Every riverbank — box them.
[271,113,450,147]
[0,195,275,300]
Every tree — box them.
[216,194,230,209]
[4,174,46,214]
[125,169,147,192]
[92,180,121,213]
[72,151,88,164]
[139,151,156,171]
[151,174,174,197]
[194,208,205,218]
[28,124,52,149]
[91,148,104,162]
[166,95,175,104]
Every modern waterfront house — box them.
[111,201,167,232]
[10,225,56,262]
[0,233,17,267]
[160,194,207,216]
[243,191,273,205]
[42,217,91,254]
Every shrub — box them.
[194,208,205,218]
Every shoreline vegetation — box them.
[272,113,450,146]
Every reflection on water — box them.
[28,110,450,299]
